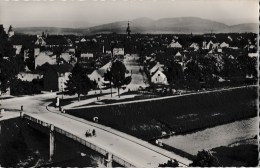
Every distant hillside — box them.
[14,17,258,35]
[14,27,87,35]
[227,23,259,33]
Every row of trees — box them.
[163,53,257,90]
[0,26,23,94]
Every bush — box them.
[10,79,43,96]
[190,150,220,167]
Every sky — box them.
[0,0,258,28]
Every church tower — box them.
[8,25,14,38]
[125,21,131,54]
[126,21,131,38]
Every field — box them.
[67,86,257,140]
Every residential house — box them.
[17,72,43,82]
[88,69,107,88]
[220,42,229,48]
[88,62,111,88]
[149,62,164,75]
[58,72,71,92]
[203,40,213,50]
[174,51,183,62]
[151,69,168,85]
[81,53,94,60]
[80,38,86,42]
[60,53,72,63]
[113,48,124,57]
[35,52,56,69]
[13,45,22,55]
[168,41,182,48]
[35,36,46,46]
[190,43,199,50]
[248,53,258,58]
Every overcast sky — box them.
[0,0,258,28]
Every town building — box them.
[168,41,182,48]
[149,62,164,75]
[35,52,56,69]
[151,69,168,85]
[17,72,43,82]
[113,48,125,57]
[88,61,111,88]
[58,72,71,92]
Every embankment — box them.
[67,86,257,140]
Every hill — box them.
[14,17,258,35]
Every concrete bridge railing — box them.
[22,113,135,167]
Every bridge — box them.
[21,111,192,167]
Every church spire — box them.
[126,21,131,37]
[8,25,14,38]
[8,25,13,32]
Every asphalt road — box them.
[1,94,192,167]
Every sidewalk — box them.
[62,88,129,109]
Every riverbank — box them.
[212,136,258,167]
[0,118,102,167]
[67,86,257,140]
[160,117,258,167]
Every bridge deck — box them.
[24,112,192,167]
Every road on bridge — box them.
[1,94,192,167]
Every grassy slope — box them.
[67,86,257,140]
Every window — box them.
[98,77,100,82]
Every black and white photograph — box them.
[0,0,259,167]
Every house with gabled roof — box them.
[80,38,87,42]
[190,43,199,50]
[168,41,182,48]
[151,69,168,85]
[35,52,56,69]
[149,62,164,75]
[88,61,112,88]
[35,36,46,46]
[220,42,229,48]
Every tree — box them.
[190,150,220,167]
[165,60,184,89]
[25,48,35,71]
[110,60,129,98]
[184,59,201,90]
[159,159,179,167]
[65,63,94,101]
[104,69,113,97]
[0,25,18,94]
[198,56,219,88]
